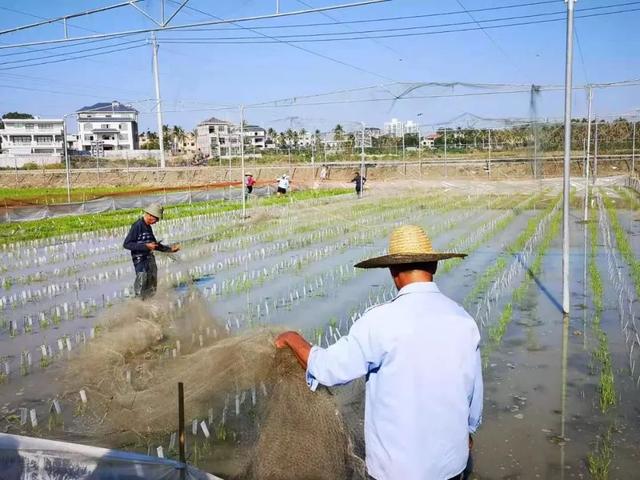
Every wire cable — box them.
[165,0,395,82]
[159,6,640,44]
[0,39,144,66]
[0,43,147,71]
[169,0,562,32]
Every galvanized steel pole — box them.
[152,33,166,169]
[632,120,636,176]
[240,105,246,218]
[360,122,366,198]
[583,86,592,222]
[444,126,448,177]
[562,0,576,315]
[63,116,71,203]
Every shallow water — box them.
[1,186,639,480]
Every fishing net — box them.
[63,291,366,479]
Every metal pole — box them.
[487,129,492,176]
[401,122,405,162]
[583,86,592,221]
[63,117,71,203]
[561,0,576,315]
[360,122,366,198]
[632,119,636,176]
[311,134,315,178]
[444,126,448,177]
[533,124,538,179]
[178,382,186,480]
[152,33,166,169]
[240,105,246,218]
[417,118,421,162]
[593,119,599,184]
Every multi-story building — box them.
[196,117,267,158]
[196,117,235,157]
[383,118,418,137]
[0,118,65,156]
[243,125,266,150]
[76,101,139,153]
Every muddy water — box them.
[474,211,640,479]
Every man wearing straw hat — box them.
[123,203,180,299]
[276,225,482,480]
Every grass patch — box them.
[0,188,350,245]
[587,427,614,480]
[587,204,616,413]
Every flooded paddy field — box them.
[0,181,639,480]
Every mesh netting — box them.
[63,292,365,479]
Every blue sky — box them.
[0,0,639,133]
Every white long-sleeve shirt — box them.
[307,281,483,480]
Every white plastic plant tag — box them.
[30,409,37,428]
[156,446,164,458]
[52,399,62,415]
[192,419,198,435]
[200,421,210,439]
[20,408,27,425]
[79,389,87,403]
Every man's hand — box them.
[171,244,181,253]
[275,331,296,349]
[274,331,312,369]
[145,242,158,251]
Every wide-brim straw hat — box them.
[144,202,164,220]
[355,224,466,269]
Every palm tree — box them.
[172,125,185,153]
[333,124,344,142]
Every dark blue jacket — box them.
[123,218,171,268]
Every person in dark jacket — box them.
[351,171,366,197]
[123,203,180,299]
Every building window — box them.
[35,136,53,144]
[39,123,53,130]
[25,124,34,130]
[11,136,32,144]
[101,124,109,129]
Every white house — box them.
[196,117,235,157]
[421,133,440,149]
[243,125,267,150]
[196,117,267,158]
[76,101,139,154]
[0,118,64,156]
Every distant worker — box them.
[276,174,290,196]
[319,164,328,181]
[245,173,256,198]
[123,203,180,299]
[351,171,366,196]
[276,225,481,480]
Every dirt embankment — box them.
[0,158,634,189]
